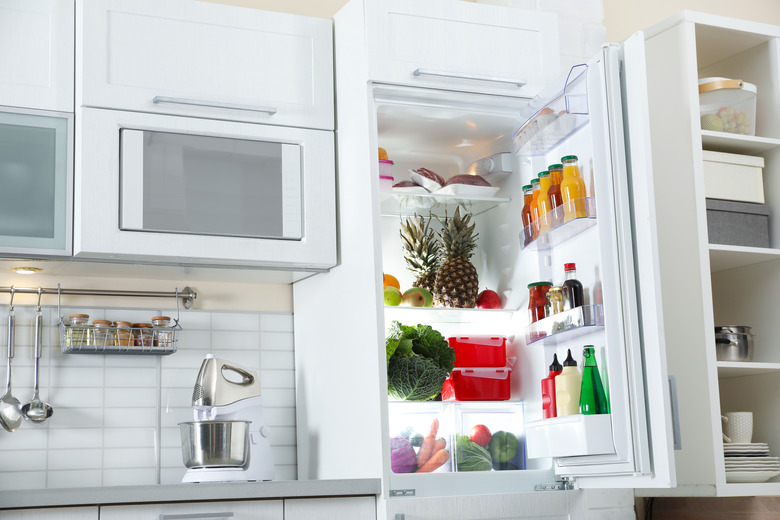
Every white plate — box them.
[726,470,780,483]
[435,184,500,198]
[724,443,769,447]
[391,186,429,194]
[409,170,442,191]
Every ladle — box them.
[0,288,21,432]
[22,289,53,423]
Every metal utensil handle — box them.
[7,313,13,360]
[412,68,527,87]
[153,95,277,115]
[159,513,234,520]
[34,312,42,360]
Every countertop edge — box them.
[0,479,382,510]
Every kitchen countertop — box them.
[0,479,382,510]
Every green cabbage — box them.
[456,435,493,472]
[386,321,455,401]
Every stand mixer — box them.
[180,355,275,483]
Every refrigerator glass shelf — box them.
[520,197,597,251]
[379,190,510,217]
[525,304,605,345]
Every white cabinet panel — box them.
[0,507,98,520]
[79,0,334,130]
[365,0,558,97]
[100,500,283,520]
[0,0,74,112]
[285,497,376,520]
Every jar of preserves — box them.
[547,286,565,315]
[92,320,115,348]
[528,282,552,323]
[115,321,134,348]
[151,316,174,349]
[67,314,93,347]
[133,323,154,348]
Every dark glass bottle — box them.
[562,262,584,310]
[580,346,608,415]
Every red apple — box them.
[477,289,501,309]
[469,424,492,447]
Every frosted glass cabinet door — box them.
[0,107,73,256]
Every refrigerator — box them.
[293,7,678,509]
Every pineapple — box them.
[400,215,440,296]
[434,207,479,308]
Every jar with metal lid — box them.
[115,320,134,348]
[67,314,93,347]
[528,282,553,323]
[133,323,154,348]
[92,320,115,348]
[546,286,565,315]
[151,316,174,349]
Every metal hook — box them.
[9,285,14,312]
[36,287,43,312]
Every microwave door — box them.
[119,128,303,240]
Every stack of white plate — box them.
[724,443,780,482]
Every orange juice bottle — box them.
[537,171,552,234]
[521,184,534,246]
[560,155,587,221]
[530,177,541,238]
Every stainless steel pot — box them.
[714,326,754,361]
[179,420,251,468]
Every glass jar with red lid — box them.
[528,281,553,323]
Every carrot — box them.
[416,449,449,473]
[416,418,440,468]
[432,437,446,453]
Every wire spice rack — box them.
[0,285,196,356]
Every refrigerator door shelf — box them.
[526,414,614,459]
[525,304,605,345]
[520,198,597,251]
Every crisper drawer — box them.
[100,500,283,520]
[365,0,559,97]
[78,0,334,130]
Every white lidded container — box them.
[699,77,757,135]
[702,150,765,203]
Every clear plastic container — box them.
[699,77,757,136]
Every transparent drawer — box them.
[454,402,525,472]
[388,402,453,474]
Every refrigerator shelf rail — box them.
[525,304,605,345]
[513,64,590,157]
[520,198,597,251]
[380,190,510,218]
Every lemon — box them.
[701,113,724,132]
[384,286,402,306]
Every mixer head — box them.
[192,355,261,407]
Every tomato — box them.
[469,424,492,447]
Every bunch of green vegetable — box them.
[385,321,455,401]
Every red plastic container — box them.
[441,368,512,401]
[448,336,507,367]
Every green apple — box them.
[384,286,402,306]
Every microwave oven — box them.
[75,107,336,270]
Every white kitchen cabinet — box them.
[100,500,283,520]
[0,0,74,112]
[78,0,334,130]
[364,0,559,97]
[284,497,376,519]
[638,12,780,497]
[0,507,98,520]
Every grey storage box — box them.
[706,199,770,248]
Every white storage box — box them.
[699,77,757,136]
[703,150,765,203]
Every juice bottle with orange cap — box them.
[560,155,587,221]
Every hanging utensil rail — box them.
[0,286,197,309]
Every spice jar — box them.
[151,316,174,349]
[115,321,134,348]
[547,286,565,315]
[92,320,115,348]
[67,314,93,347]
[528,282,553,323]
[133,323,154,348]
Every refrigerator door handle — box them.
[412,68,527,87]
[668,374,682,450]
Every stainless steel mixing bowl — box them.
[179,420,251,468]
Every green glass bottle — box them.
[580,345,608,415]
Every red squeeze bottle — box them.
[541,353,563,418]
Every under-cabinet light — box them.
[12,267,42,274]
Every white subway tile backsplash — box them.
[0,308,297,490]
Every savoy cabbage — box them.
[385,321,455,401]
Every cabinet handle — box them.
[153,96,277,115]
[412,68,527,87]
[158,513,234,520]
[668,375,682,450]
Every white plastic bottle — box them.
[555,349,582,416]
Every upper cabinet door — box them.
[0,0,74,112]
[78,0,334,130]
[365,0,559,97]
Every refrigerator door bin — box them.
[526,304,605,345]
[520,198,598,251]
[525,414,614,459]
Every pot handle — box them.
[715,338,737,347]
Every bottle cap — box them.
[531,178,540,185]
[549,353,563,372]
[583,345,595,357]
[522,184,532,191]
[548,164,563,171]
[539,172,550,178]
[563,348,577,367]
[561,155,578,162]
[564,263,576,271]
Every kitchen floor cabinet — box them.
[100,500,284,520]
[0,0,74,112]
[640,12,780,497]
[78,0,333,130]
[284,497,376,519]
[0,507,98,520]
